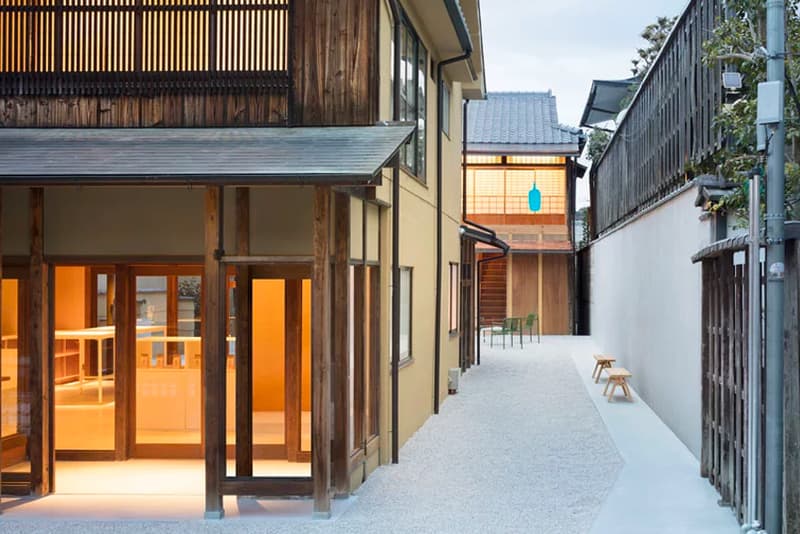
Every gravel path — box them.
[2,341,623,533]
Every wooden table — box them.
[603,367,633,402]
[592,354,616,383]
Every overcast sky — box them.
[480,0,689,128]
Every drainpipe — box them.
[434,1,473,415]
[388,0,401,465]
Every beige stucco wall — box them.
[2,187,30,256]
[376,0,467,458]
[33,186,314,258]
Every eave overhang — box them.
[0,124,415,186]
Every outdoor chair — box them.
[525,313,541,343]
[489,317,523,349]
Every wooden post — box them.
[29,187,52,495]
[332,192,350,497]
[0,187,3,507]
[312,186,332,518]
[235,187,252,476]
[784,240,800,534]
[114,264,131,460]
[203,186,225,519]
[285,279,303,462]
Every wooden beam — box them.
[220,477,312,496]
[235,187,253,476]
[29,187,52,495]
[332,192,350,497]
[221,255,314,265]
[285,279,302,462]
[114,264,131,460]
[311,186,332,518]
[203,186,226,519]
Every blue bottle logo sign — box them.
[528,182,542,212]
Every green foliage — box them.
[702,0,800,221]
[631,16,678,78]
[586,129,611,162]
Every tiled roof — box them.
[467,91,583,148]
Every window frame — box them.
[442,82,451,138]
[398,266,413,364]
[449,262,459,334]
[398,12,427,183]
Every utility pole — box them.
[764,1,786,532]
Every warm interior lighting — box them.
[466,167,567,215]
[0,0,289,73]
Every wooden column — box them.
[114,264,132,460]
[332,192,350,497]
[29,187,52,495]
[311,186,332,518]
[203,186,226,519]
[785,240,800,534]
[0,187,3,506]
[284,279,302,462]
[235,187,253,476]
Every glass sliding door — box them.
[1,275,32,487]
[53,266,116,453]
[133,268,202,456]
[225,267,311,480]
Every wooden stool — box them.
[592,355,616,383]
[603,367,633,402]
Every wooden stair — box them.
[479,257,507,325]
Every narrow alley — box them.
[2,337,739,533]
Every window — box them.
[449,263,459,333]
[399,17,427,180]
[442,83,451,137]
[400,267,412,361]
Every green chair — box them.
[490,317,524,348]
[525,313,541,343]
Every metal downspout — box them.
[388,0,401,465]
[435,50,471,415]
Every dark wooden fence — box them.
[592,0,724,236]
[696,231,800,532]
[0,0,290,95]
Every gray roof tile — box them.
[467,91,583,147]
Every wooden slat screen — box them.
[0,0,289,95]
[700,249,764,525]
[592,0,724,235]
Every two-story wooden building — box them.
[0,0,486,518]
[465,92,584,335]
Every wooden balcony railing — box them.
[0,0,291,96]
[591,0,724,235]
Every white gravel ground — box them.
[1,339,623,534]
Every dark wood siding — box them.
[0,94,287,127]
[292,0,378,125]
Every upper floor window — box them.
[0,0,289,95]
[442,82,451,137]
[465,168,567,216]
[399,17,426,181]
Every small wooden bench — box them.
[603,367,633,402]
[592,355,616,383]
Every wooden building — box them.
[0,0,487,518]
[464,92,585,335]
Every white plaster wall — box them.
[590,186,711,458]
